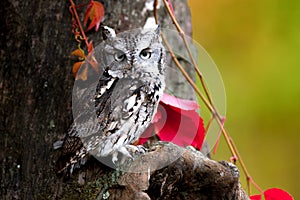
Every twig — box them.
[154,0,237,161]
[213,117,226,154]
[155,0,263,195]
[161,0,214,107]
[69,0,90,50]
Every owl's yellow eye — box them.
[140,48,152,60]
[114,51,126,62]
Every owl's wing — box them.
[55,71,119,175]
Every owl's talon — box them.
[125,144,147,155]
[112,151,119,164]
[112,145,147,165]
[135,145,147,154]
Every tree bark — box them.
[0,0,249,199]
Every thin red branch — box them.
[213,117,226,154]
[69,0,90,50]
[161,0,214,108]
[154,0,237,159]
[157,0,263,196]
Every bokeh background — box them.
[188,0,300,199]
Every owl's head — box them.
[101,26,166,79]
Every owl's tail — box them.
[54,136,88,177]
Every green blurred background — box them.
[188,0,300,199]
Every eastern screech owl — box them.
[55,26,166,174]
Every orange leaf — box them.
[76,65,88,81]
[84,1,105,32]
[71,48,85,60]
[85,48,99,73]
[72,61,84,76]
[89,59,99,74]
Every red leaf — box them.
[160,93,199,111]
[139,94,205,150]
[84,1,105,31]
[264,188,294,200]
[250,194,262,200]
[138,125,154,145]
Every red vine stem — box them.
[69,0,90,50]
[161,0,214,107]
[155,0,236,159]
[156,0,264,195]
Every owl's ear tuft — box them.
[101,26,116,40]
[141,24,160,35]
